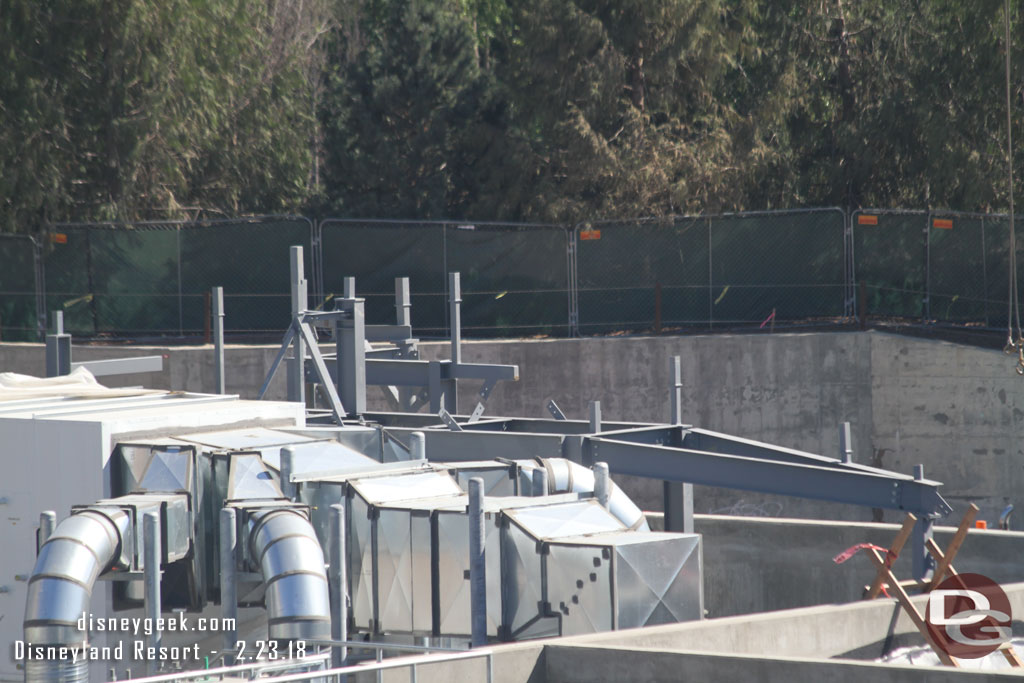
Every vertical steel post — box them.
[593,462,610,509]
[912,464,935,581]
[589,400,601,433]
[45,311,71,377]
[329,504,347,668]
[449,272,462,366]
[38,511,56,554]
[337,296,366,417]
[343,277,355,299]
[665,356,694,533]
[288,246,307,404]
[532,467,548,497]
[468,477,486,647]
[280,447,296,499]
[840,422,853,463]
[410,432,426,460]
[220,508,238,665]
[395,277,411,327]
[143,511,161,675]
[213,287,225,394]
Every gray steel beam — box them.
[684,428,860,468]
[296,321,347,421]
[337,298,366,417]
[449,272,462,366]
[287,246,307,404]
[395,277,411,327]
[385,428,565,462]
[588,437,952,518]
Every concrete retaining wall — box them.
[672,514,1024,618]
[2,330,1022,523]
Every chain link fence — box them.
[9,208,1024,341]
[318,220,570,337]
[0,234,43,341]
[852,209,1016,329]
[41,217,314,339]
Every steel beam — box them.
[588,437,952,518]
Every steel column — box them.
[665,356,693,533]
[288,246,307,404]
[220,508,238,665]
[468,478,486,647]
[143,510,161,675]
[329,504,347,667]
[45,311,71,377]
[213,286,225,394]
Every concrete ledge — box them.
[542,645,1021,683]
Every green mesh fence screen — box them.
[0,234,41,341]
[43,218,313,338]
[853,210,927,319]
[575,209,846,334]
[26,208,1024,341]
[318,220,570,337]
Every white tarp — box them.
[0,367,164,401]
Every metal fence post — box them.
[924,212,932,323]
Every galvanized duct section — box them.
[247,508,331,641]
[541,458,650,531]
[23,507,131,683]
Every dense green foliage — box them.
[2,0,1022,231]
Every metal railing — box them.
[9,207,1022,342]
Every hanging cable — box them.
[1004,0,1023,365]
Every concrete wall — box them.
[2,330,1022,523]
[673,514,1024,618]
[366,583,1024,683]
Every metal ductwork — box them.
[246,508,332,641]
[23,508,131,683]
[539,458,649,531]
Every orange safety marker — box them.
[933,218,954,230]
[857,215,879,225]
